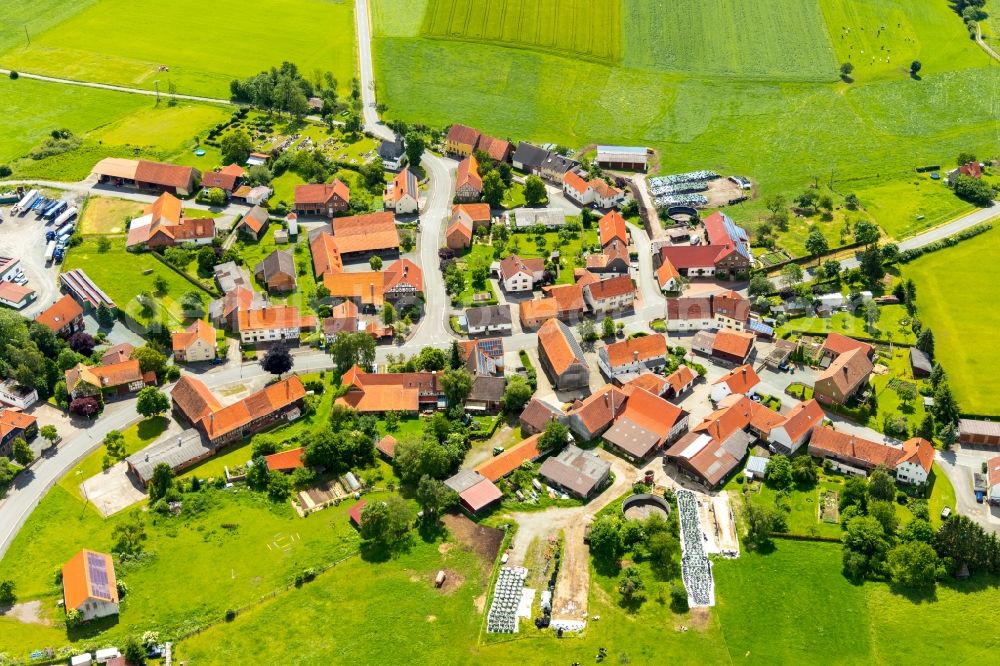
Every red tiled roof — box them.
[310,232,343,276]
[383,259,423,294]
[460,477,504,512]
[475,435,542,481]
[0,409,36,441]
[809,426,902,469]
[265,447,305,471]
[656,259,680,288]
[622,372,669,397]
[456,155,482,193]
[0,281,34,303]
[172,375,224,424]
[349,499,367,526]
[618,387,685,443]
[712,329,754,359]
[666,297,712,321]
[238,305,302,332]
[604,334,667,369]
[35,294,83,332]
[776,399,824,443]
[446,124,480,148]
[331,212,399,254]
[898,437,935,474]
[822,333,873,358]
[585,275,633,301]
[567,385,628,434]
[295,180,349,205]
[446,220,473,245]
[712,364,760,394]
[134,160,195,189]
[563,171,590,195]
[599,211,628,247]
[376,435,398,459]
[665,365,696,394]
[203,377,306,441]
[452,203,491,224]
[172,319,216,352]
[62,549,118,611]
[816,347,873,398]
[537,318,586,376]
[543,283,586,313]
[475,134,512,162]
[499,254,545,280]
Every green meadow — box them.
[0,0,357,98]
[904,225,1000,416]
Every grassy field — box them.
[0,0,357,98]
[854,175,975,239]
[423,0,620,62]
[62,234,212,327]
[904,225,1000,415]
[777,304,915,344]
[623,0,836,79]
[372,0,997,218]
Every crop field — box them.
[422,0,620,62]
[373,0,997,209]
[622,0,836,80]
[904,225,1000,416]
[0,0,357,98]
[0,0,96,54]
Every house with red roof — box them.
[0,408,37,458]
[35,294,84,336]
[126,192,215,249]
[265,447,306,472]
[664,365,697,399]
[383,167,419,215]
[202,163,245,195]
[710,365,760,403]
[710,329,755,366]
[597,334,668,378]
[603,388,689,461]
[769,399,825,454]
[172,319,217,363]
[61,549,119,621]
[657,211,751,278]
[537,319,589,391]
[294,180,349,217]
[582,275,634,314]
[444,469,503,514]
[455,155,483,202]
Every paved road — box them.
[0,68,233,106]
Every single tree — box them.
[578,318,598,343]
[618,566,646,603]
[369,255,383,271]
[781,263,803,290]
[932,381,961,426]
[96,302,116,328]
[791,455,818,485]
[863,299,881,334]
[440,368,473,406]
[867,468,896,501]
[330,331,376,371]
[523,175,547,207]
[916,413,936,442]
[481,171,505,208]
[839,62,854,79]
[916,328,935,356]
[646,531,680,579]
[40,425,59,448]
[382,302,396,326]
[148,463,174,502]
[359,495,412,546]
[404,132,425,169]
[136,386,169,418]
[131,345,168,377]
[416,347,447,371]
[887,541,938,588]
[602,316,616,339]
[538,420,570,452]
[896,382,917,408]
[220,130,253,165]
[502,375,533,413]
[11,437,33,466]
[805,228,829,267]
[449,341,462,370]
[262,345,293,377]
[0,579,16,606]
[415,475,458,517]
[68,332,96,356]
[765,454,793,489]
[910,60,921,75]
[588,517,622,563]
[741,496,785,548]
[748,273,771,296]
[853,220,880,248]
[112,513,147,558]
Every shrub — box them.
[0,165,11,178]
[8,71,18,80]
[669,582,688,613]
[225,608,237,622]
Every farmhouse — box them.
[100,343,133,366]
[710,364,759,403]
[171,375,305,447]
[620,372,670,398]
[294,180,349,217]
[563,171,623,208]
[323,259,423,309]
[335,365,443,414]
[378,136,406,170]
[808,427,934,484]
[61,549,119,622]
[582,274,634,314]
[519,284,586,329]
[446,219,473,250]
[458,336,505,376]
[498,255,545,292]
[565,385,628,441]
[59,269,115,314]
[92,157,198,196]
[126,428,213,485]
[237,305,311,344]
[820,333,874,365]
[444,469,503,514]
[813,348,873,406]
[171,319,217,363]
[595,145,648,172]
[452,203,492,231]
[946,161,983,185]
[597,334,669,378]
[455,155,483,202]
[655,259,682,292]
[511,142,549,172]
[35,294,84,336]
[329,212,401,260]
[599,211,629,247]
[664,365,697,399]
[475,435,543,482]
[255,250,297,292]
[64,359,154,399]
[657,212,752,278]
[708,329,755,366]
[202,163,245,195]
[465,304,512,336]
[209,286,267,331]
[537,318,589,391]
[234,205,270,241]
[0,408,37,458]
[602,388,689,461]
[519,397,565,436]
[539,445,611,499]
[384,167,419,215]
[445,124,512,162]
[586,240,630,275]
[0,282,35,310]
[125,192,215,249]
[769,399,825,454]
[323,302,364,341]
[959,419,1000,447]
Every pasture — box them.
[423,0,620,62]
[903,225,1000,415]
[0,0,357,98]
[622,0,837,80]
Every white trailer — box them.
[53,207,78,227]
[12,189,38,214]
[56,221,75,238]
[44,240,56,262]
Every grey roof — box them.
[378,136,405,161]
[243,204,270,227]
[255,250,295,280]
[465,304,512,328]
[691,330,717,350]
[213,261,252,294]
[603,417,661,459]
[540,153,578,175]
[909,347,933,374]
[512,142,549,169]
[511,208,566,228]
[960,419,1000,438]
[445,469,488,494]
[745,455,769,476]
[468,375,506,403]
[720,429,754,459]
[126,429,211,485]
[539,445,611,497]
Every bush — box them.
[0,165,11,178]
[225,608,237,622]
[669,582,688,613]
[8,71,17,80]
[897,223,991,263]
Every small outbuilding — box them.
[538,445,611,499]
[909,347,933,378]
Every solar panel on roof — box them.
[86,552,112,599]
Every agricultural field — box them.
[854,175,975,239]
[0,0,357,98]
[903,225,1000,416]
[372,0,997,213]
[622,0,836,80]
[422,0,620,62]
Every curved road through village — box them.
[0,0,998,556]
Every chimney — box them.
[633,350,639,362]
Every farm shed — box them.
[126,429,212,485]
[595,145,648,172]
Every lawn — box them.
[59,416,168,499]
[0,0,357,99]
[777,304,915,344]
[372,0,997,203]
[61,235,213,327]
[234,223,319,313]
[903,224,1000,415]
[77,196,218,235]
[868,346,930,436]
[727,473,847,539]
[855,175,975,239]
[623,0,837,80]
[509,226,598,285]
[423,0,620,63]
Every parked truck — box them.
[55,221,75,238]
[44,240,57,263]
[11,189,38,214]
[44,201,67,221]
[52,207,77,228]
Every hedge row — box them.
[896,223,992,264]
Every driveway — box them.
[937,445,1000,533]
[0,200,67,318]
